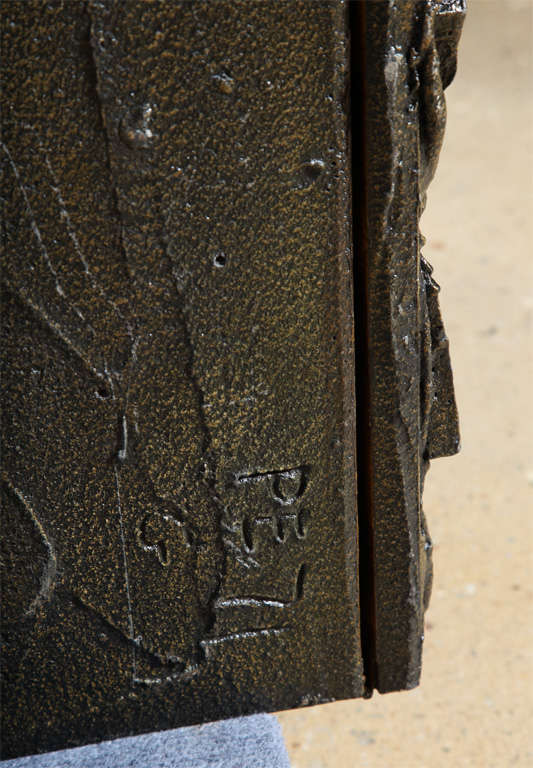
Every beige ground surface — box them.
[278,2,533,766]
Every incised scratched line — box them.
[133,662,201,687]
[1,276,105,382]
[222,536,259,569]
[233,465,308,485]
[216,597,288,610]
[117,414,128,462]
[2,141,66,300]
[114,465,136,682]
[232,465,310,505]
[202,627,290,647]
[132,627,289,685]
[1,473,57,615]
[216,563,306,610]
[36,137,135,339]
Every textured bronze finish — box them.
[0,0,463,758]
[353,0,463,693]
[1,1,361,758]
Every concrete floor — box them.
[278,1,533,766]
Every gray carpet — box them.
[2,715,291,768]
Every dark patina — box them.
[1,0,463,758]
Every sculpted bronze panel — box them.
[352,0,463,693]
[0,0,462,758]
[1,1,361,757]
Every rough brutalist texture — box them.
[1,0,361,758]
[0,0,463,759]
[355,0,463,693]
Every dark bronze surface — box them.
[1,1,361,758]
[0,0,463,758]
[353,0,463,693]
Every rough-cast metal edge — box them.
[355,0,464,693]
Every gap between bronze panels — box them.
[349,0,377,696]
